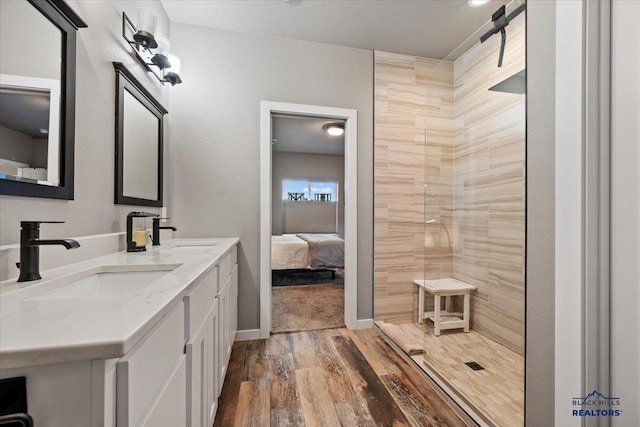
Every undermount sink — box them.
[169,240,220,251]
[25,264,182,301]
[172,245,216,251]
[174,240,219,248]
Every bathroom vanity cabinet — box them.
[185,245,237,427]
[0,239,239,427]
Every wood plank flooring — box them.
[214,328,468,427]
[377,322,524,427]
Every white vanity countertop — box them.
[0,238,239,370]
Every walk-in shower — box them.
[374,1,526,425]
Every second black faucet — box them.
[151,218,177,246]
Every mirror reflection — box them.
[0,0,62,186]
[122,90,159,200]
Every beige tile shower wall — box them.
[374,51,454,324]
[452,17,526,355]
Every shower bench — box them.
[413,278,477,336]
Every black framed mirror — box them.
[0,0,86,199]
[113,62,166,207]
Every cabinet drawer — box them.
[185,267,217,338]
[117,302,185,427]
[218,246,237,282]
[140,355,186,427]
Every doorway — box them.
[260,101,358,338]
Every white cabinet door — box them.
[217,276,231,392]
[140,356,186,427]
[186,313,207,427]
[223,277,232,367]
[231,265,238,342]
[206,300,220,426]
[117,302,185,427]
[187,287,220,427]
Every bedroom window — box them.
[283,180,338,201]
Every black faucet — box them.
[126,212,159,252]
[17,221,80,282]
[151,218,177,246]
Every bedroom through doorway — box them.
[260,101,357,338]
[269,113,346,333]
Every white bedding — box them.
[271,235,309,270]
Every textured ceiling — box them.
[161,0,511,60]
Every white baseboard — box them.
[234,329,262,341]
[352,319,374,329]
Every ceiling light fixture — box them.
[468,0,490,7]
[323,123,344,136]
[122,10,183,86]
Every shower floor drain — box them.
[465,361,485,371]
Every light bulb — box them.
[327,126,344,136]
[323,122,344,136]
[468,0,490,7]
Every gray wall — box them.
[0,0,170,245]
[168,23,374,330]
[30,138,49,168]
[526,1,555,425]
[272,152,344,237]
[281,201,339,235]
[0,126,33,165]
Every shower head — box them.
[489,69,526,94]
[480,3,526,67]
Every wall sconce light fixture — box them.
[122,10,183,86]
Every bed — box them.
[271,233,344,270]
[271,234,310,270]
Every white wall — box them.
[272,152,344,237]
[0,0,170,246]
[168,23,374,330]
[611,0,640,424]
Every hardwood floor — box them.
[214,328,468,427]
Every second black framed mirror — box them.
[113,62,167,207]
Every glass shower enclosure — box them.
[419,1,526,425]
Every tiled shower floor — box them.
[375,321,524,427]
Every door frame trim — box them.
[259,101,358,338]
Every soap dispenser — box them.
[126,212,159,252]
